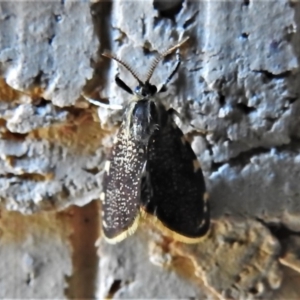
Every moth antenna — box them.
[102,51,144,85]
[145,36,189,83]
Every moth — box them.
[95,38,209,243]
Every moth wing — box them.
[141,111,209,243]
[102,124,146,243]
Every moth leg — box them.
[82,93,123,110]
[168,107,181,119]
[189,123,211,135]
[168,108,211,135]
[158,49,181,93]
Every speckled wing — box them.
[101,123,146,243]
[141,108,210,243]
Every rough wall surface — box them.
[0,0,300,299]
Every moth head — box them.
[102,37,189,99]
[102,38,189,141]
[134,82,157,98]
[101,52,159,99]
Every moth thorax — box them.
[131,99,158,144]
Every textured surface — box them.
[0,1,102,213]
[0,210,72,299]
[0,0,300,299]
[172,219,282,299]
[0,2,97,106]
[97,230,211,299]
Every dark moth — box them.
[98,38,210,243]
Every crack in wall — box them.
[65,200,100,300]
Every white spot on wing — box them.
[104,161,111,175]
[198,219,206,229]
[100,192,105,202]
[203,192,209,203]
[193,159,201,172]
